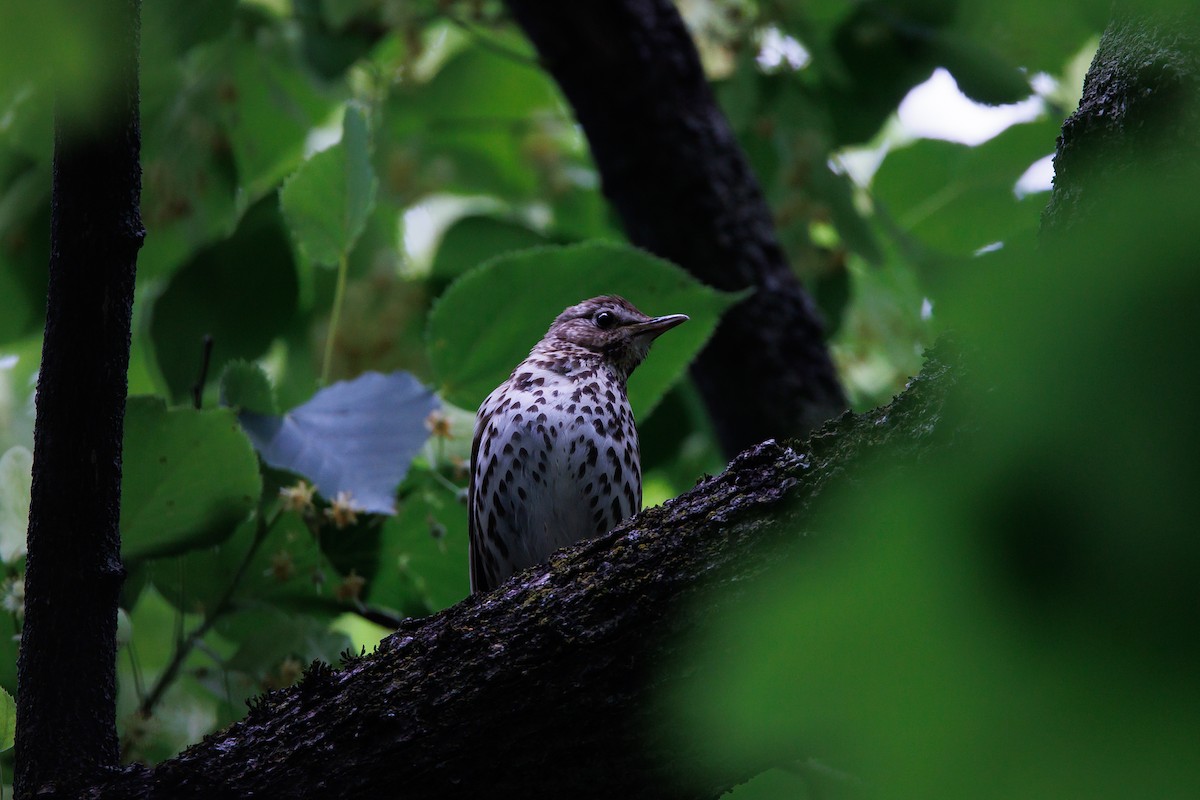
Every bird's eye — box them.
[594,310,618,330]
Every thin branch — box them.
[135,506,280,719]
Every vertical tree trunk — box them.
[15,1,143,795]
[504,0,848,457]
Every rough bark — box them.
[44,345,960,800]
[1045,13,1200,232]
[504,0,848,457]
[15,1,144,796]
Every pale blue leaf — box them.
[240,371,438,514]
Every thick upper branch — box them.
[67,347,959,800]
[504,0,847,455]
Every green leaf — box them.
[0,445,32,564]
[121,397,262,562]
[430,215,547,284]
[933,30,1031,106]
[372,473,470,615]
[148,199,299,402]
[279,103,379,266]
[216,37,337,200]
[0,686,14,753]
[427,242,745,418]
[220,360,277,415]
[872,117,1062,255]
[381,43,565,199]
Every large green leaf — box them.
[121,397,262,561]
[427,242,744,418]
[430,214,547,284]
[148,199,299,401]
[372,473,471,616]
[279,103,379,266]
[381,42,567,200]
[872,116,1062,255]
[216,36,336,201]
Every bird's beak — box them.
[629,313,689,340]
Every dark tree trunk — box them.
[14,0,143,796]
[504,0,848,457]
[33,346,960,800]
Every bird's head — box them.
[543,295,688,376]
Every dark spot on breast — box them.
[592,418,606,436]
[527,404,539,414]
[503,442,514,455]
[518,446,529,460]
[577,462,587,479]
[624,483,638,509]
[536,413,547,424]
[611,498,623,520]
[493,494,506,518]
[517,486,527,500]
[586,441,598,466]
[567,404,576,414]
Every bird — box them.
[468,295,688,594]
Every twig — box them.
[135,506,280,719]
[191,334,214,410]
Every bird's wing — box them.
[467,394,494,594]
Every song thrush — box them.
[468,296,688,593]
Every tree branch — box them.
[503,0,848,456]
[55,345,961,800]
[15,0,143,795]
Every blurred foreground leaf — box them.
[675,166,1200,799]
